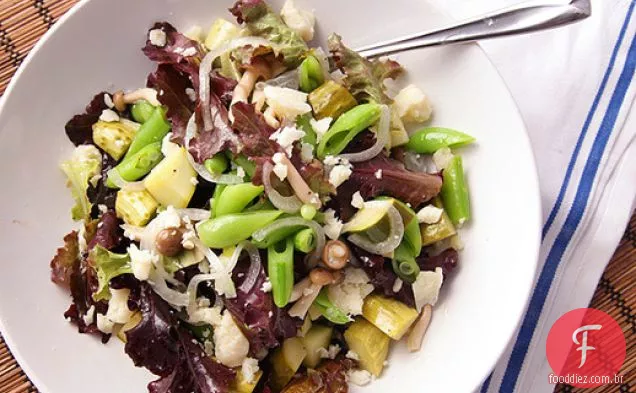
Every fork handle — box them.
[355,0,591,58]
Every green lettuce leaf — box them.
[60,145,102,221]
[328,34,404,105]
[90,245,131,302]
[230,0,308,67]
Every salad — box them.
[50,1,474,392]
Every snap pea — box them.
[406,127,475,154]
[231,154,256,179]
[313,288,351,324]
[210,184,227,218]
[197,210,283,249]
[300,204,317,221]
[293,228,316,253]
[296,114,317,146]
[440,155,470,225]
[317,103,381,158]
[204,154,229,175]
[214,183,264,217]
[268,238,295,308]
[252,224,304,249]
[130,100,156,124]
[299,55,324,93]
[391,243,420,284]
[106,142,163,188]
[124,107,171,160]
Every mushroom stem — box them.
[123,88,161,106]
[280,155,321,208]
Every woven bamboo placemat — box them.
[0,1,634,392]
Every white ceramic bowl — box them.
[0,0,541,392]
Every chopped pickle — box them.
[344,318,390,376]
[362,295,418,340]
[421,197,457,246]
[308,80,357,119]
[115,188,158,226]
[270,337,307,391]
[301,325,333,368]
[231,369,263,393]
[92,120,137,160]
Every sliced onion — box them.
[404,150,436,173]
[289,283,322,319]
[139,215,163,252]
[192,237,238,299]
[199,37,273,129]
[339,104,390,163]
[262,69,300,89]
[348,206,404,255]
[238,242,262,293]
[149,267,189,307]
[253,217,325,263]
[262,161,303,213]
[120,224,145,241]
[176,208,211,222]
[187,273,217,307]
[107,168,146,191]
[184,114,244,185]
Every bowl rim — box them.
[0,0,543,391]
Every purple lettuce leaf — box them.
[87,210,123,252]
[189,92,241,163]
[50,231,79,289]
[210,71,238,108]
[87,154,118,216]
[231,102,279,158]
[64,91,108,146]
[417,248,459,277]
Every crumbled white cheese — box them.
[317,344,341,359]
[103,93,114,109]
[156,205,182,229]
[214,311,250,367]
[82,305,95,325]
[270,126,305,157]
[241,358,260,384]
[393,84,433,123]
[98,204,108,214]
[128,244,156,281]
[280,0,315,41]
[99,109,120,122]
[106,288,134,324]
[323,155,340,167]
[173,46,185,54]
[190,177,199,186]
[77,223,88,255]
[236,166,246,179]
[374,169,383,179]
[310,117,332,142]
[351,191,364,209]
[393,278,404,293]
[329,163,352,188]
[433,147,454,171]
[161,132,180,157]
[347,369,373,386]
[261,279,273,293]
[189,305,223,327]
[185,87,197,102]
[417,205,444,224]
[264,86,312,121]
[272,152,289,181]
[197,297,211,308]
[181,47,198,57]
[149,28,167,47]
[96,314,114,334]
[300,142,314,163]
[203,339,215,356]
[412,267,444,311]
[181,227,197,250]
[328,268,374,316]
[323,209,343,240]
[345,350,360,361]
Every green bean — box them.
[296,114,317,146]
[299,55,324,93]
[406,127,475,154]
[204,154,229,175]
[317,103,381,158]
[300,204,317,221]
[106,142,163,188]
[124,107,171,160]
[391,243,420,284]
[294,228,316,253]
[252,225,304,249]
[197,210,283,249]
[268,238,295,308]
[214,183,264,217]
[130,100,156,124]
[313,288,351,324]
[440,155,470,225]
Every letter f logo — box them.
[572,324,602,368]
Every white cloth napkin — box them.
[432,0,636,392]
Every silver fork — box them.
[355,0,591,58]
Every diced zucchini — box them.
[116,311,142,343]
[308,81,357,120]
[231,369,263,393]
[344,318,390,376]
[205,19,240,51]
[92,120,137,160]
[342,199,394,233]
[301,325,333,368]
[144,147,197,208]
[362,295,418,340]
[421,197,456,246]
[270,337,307,391]
[115,188,159,226]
